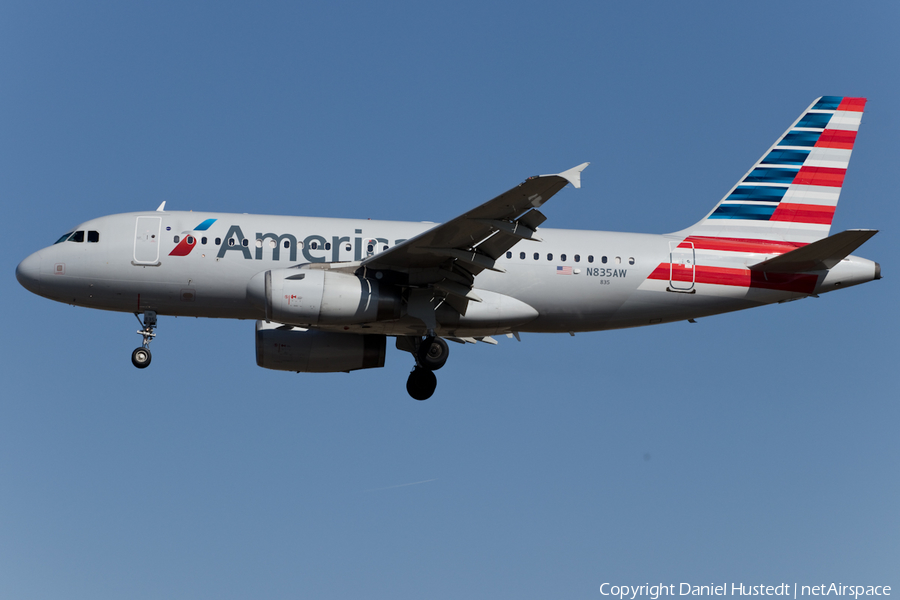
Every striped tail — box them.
[682,96,866,245]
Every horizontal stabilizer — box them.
[749,229,878,273]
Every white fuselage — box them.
[16,210,879,338]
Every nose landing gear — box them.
[132,311,157,369]
[405,335,449,400]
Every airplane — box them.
[16,96,880,400]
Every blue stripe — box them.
[761,149,810,165]
[727,185,788,203]
[743,167,799,184]
[194,218,217,231]
[795,113,832,129]
[778,131,821,147]
[813,96,842,110]
[709,204,777,220]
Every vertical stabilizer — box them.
[680,97,866,244]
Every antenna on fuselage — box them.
[156,201,167,212]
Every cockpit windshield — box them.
[54,231,75,244]
[54,229,98,244]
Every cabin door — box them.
[668,240,695,291]
[134,216,162,264]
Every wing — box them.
[360,163,588,316]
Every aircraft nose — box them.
[16,252,42,295]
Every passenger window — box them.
[55,231,74,244]
[255,238,263,248]
[201,237,207,245]
[187,236,194,245]
[228,239,235,246]
[601,256,608,264]
[383,245,388,251]
[547,253,553,261]
[506,252,512,259]
[284,240,290,248]
[561,254,566,262]
[574,254,580,262]
[615,256,621,264]
[325,242,331,250]
[174,235,180,243]
[344,244,351,251]
[242,239,249,247]
[310,241,318,250]
[87,231,99,243]
[520,252,526,260]
[215,238,221,245]
[68,231,85,243]
[588,255,594,263]
[629,257,635,265]
[533,252,539,260]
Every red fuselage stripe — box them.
[648,264,818,294]
[678,236,807,254]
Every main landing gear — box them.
[131,311,157,369]
[405,335,449,400]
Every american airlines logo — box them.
[192,224,400,264]
[168,219,217,257]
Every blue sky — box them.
[2,1,897,598]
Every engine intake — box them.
[248,268,401,326]
[255,321,386,372]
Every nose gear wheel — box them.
[132,311,157,369]
[132,347,151,368]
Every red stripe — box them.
[793,166,846,187]
[837,97,866,112]
[168,237,196,256]
[647,264,698,283]
[669,264,694,283]
[648,264,818,293]
[769,203,836,225]
[815,129,857,150]
[679,236,806,254]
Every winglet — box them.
[548,162,589,189]
[156,201,167,212]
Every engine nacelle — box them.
[247,268,401,326]
[255,321,386,373]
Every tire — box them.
[132,347,152,369]
[417,336,449,371]
[406,367,437,400]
